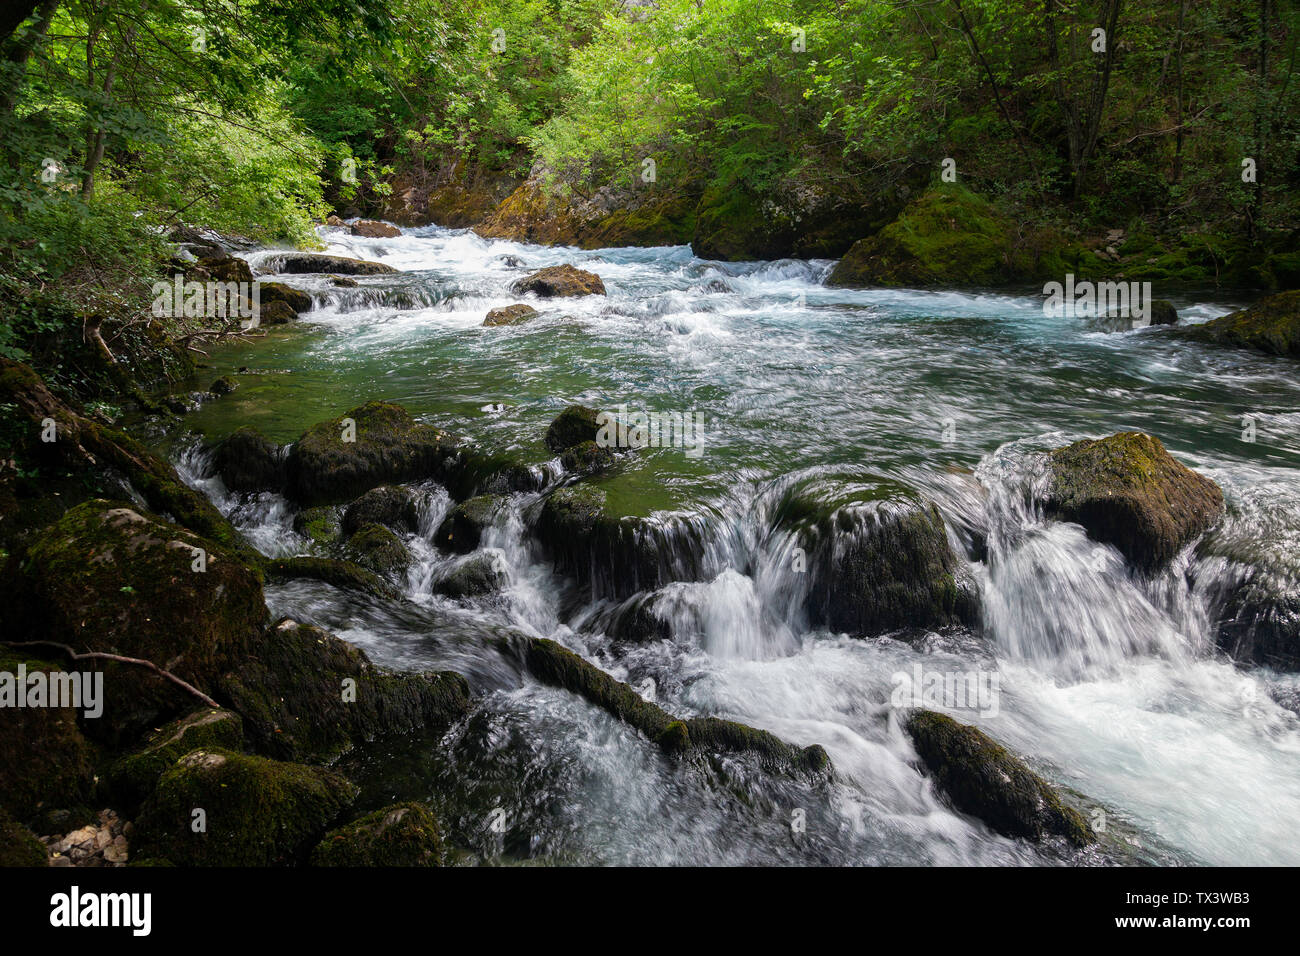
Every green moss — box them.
[104,708,244,811]
[906,710,1094,847]
[545,404,602,453]
[434,494,504,554]
[310,802,444,866]
[341,485,418,536]
[1175,290,1300,358]
[134,748,358,866]
[0,807,48,867]
[292,506,342,545]
[213,425,287,494]
[262,555,397,599]
[344,522,411,576]
[1047,432,1224,569]
[483,304,538,326]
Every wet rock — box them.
[545,404,601,453]
[212,425,287,494]
[1148,299,1179,326]
[325,215,345,228]
[341,485,419,536]
[1,806,51,867]
[349,219,401,239]
[262,555,396,600]
[433,551,508,598]
[293,505,342,545]
[256,281,313,314]
[343,522,412,576]
[311,802,444,866]
[511,264,606,297]
[199,255,254,284]
[1045,432,1224,570]
[329,275,358,287]
[559,440,618,476]
[256,299,297,326]
[134,748,357,866]
[208,375,238,396]
[265,253,399,276]
[434,495,503,554]
[1175,290,1300,357]
[219,619,471,763]
[7,501,266,744]
[483,304,539,326]
[104,709,244,811]
[905,710,1094,846]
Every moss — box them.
[310,802,444,867]
[545,404,602,453]
[559,440,617,476]
[341,485,418,536]
[906,710,1094,847]
[434,495,504,554]
[219,618,472,764]
[344,522,411,577]
[483,304,538,326]
[134,748,358,866]
[1047,432,1224,570]
[692,183,793,261]
[104,708,244,811]
[212,425,287,494]
[0,807,48,867]
[292,506,342,545]
[1175,290,1300,358]
[262,555,397,600]
[255,281,313,314]
[1148,299,1179,326]
[208,375,238,396]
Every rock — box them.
[776,475,980,637]
[1045,432,1224,570]
[341,485,419,536]
[905,710,1094,846]
[343,522,412,576]
[285,401,462,506]
[545,404,603,453]
[201,255,253,284]
[1175,290,1300,357]
[212,425,287,493]
[329,275,358,287]
[483,304,539,326]
[1215,574,1300,670]
[434,495,503,554]
[256,299,297,326]
[0,806,51,867]
[219,619,472,764]
[263,555,397,600]
[1148,299,1179,326]
[8,502,266,743]
[134,749,357,866]
[510,264,606,297]
[256,281,313,314]
[325,215,345,227]
[104,708,245,811]
[559,440,618,476]
[264,253,399,276]
[433,551,508,598]
[349,219,401,239]
[292,505,343,545]
[208,375,238,396]
[311,802,443,866]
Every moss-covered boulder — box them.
[905,710,1094,846]
[433,551,508,598]
[0,808,48,867]
[9,502,266,743]
[434,494,504,554]
[293,505,342,545]
[545,404,602,453]
[828,186,1036,288]
[263,555,397,600]
[202,255,253,284]
[311,802,443,866]
[212,425,286,493]
[1148,299,1179,326]
[483,304,538,326]
[255,299,297,326]
[520,636,830,777]
[0,651,96,820]
[219,619,472,764]
[256,281,313,314]
[343,522,412,576]
[559,440,618,476]
[1046,432,1224,570]
[1175,290,1300,357]
[776,475,978,637]
[208,375,238,396]
[511,264,605,297]
[103,708,244,811]
[285,401,462,506]
[134,748,357,866]
[341,485,419,536]
[264,252,398,276]
[350,219,401,239]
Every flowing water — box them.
[171,224,1300,866]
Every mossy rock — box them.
[692,183,793,261]
[1175,290,1300,358]
[483,304,538,326]
[285,401,462,506]
[0,653,96,820]
[341,485,419,536]
[906,710,1094,846]
[103,708,244,812]
[1148,299,1179,327]
[0,807,48,867]
[134,748,357,866]
[219,618,472,764]
[310,802,444,866]
[434,494,504,554]
[9,501,266,744]
[257,300,297,326]
[202,255,253,284]
[775,474,979,637]
[433,551,508,598]
[510,264,605,297]
[265,253,398,276]
[545,404,601,453]
[212,425,287,493]
[208,375,238,396]
[559,440,618,476]
[256,281,313,314]
[1046,432,1224,570]
[292,506,342,545]
[344,522,412,576]
[350,219,401,239]
[262,555,396,600]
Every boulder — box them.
[343,522,411,576]
[208,375,238,396]
[134,748,357,866]
[256,281,313,314]
[256,299,297,326]
[559,440,618,476]
[349,219,401,239]
[201,255,253,284]
[1175,290,1300,357]
[341,485,419,536]
[434,495,504,554]
[510,264,606,297]
[212,425,287,493]
[1045,432,1224,570]
[265,253,399,276]
[1148,299,1179,326]
[483,304,539,326]
[292,506,342,545]
[103,708,244,811]
[433,551,508,598]
[311,802,444,866]
[545,404,602,453]
[905,710,1094,846]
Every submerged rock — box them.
[208,375,238,396]
[219,619,471,764]
[311,802,444,867]
[483,304,538,326]
[341,485,419,536]
[1045,432,1224,570]
[435,495,504,553]
[545,404,603,453]
[1175,289,1300,357]
[104,708,244,811]
[265,253,399,276]
[905,710,1094,846]
[134,748,357,866]
[350,219,401,239]
[511,264,606,297]
[212,425,287,493]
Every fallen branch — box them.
[2,640,220,709]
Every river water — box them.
[173,224,1300,866]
